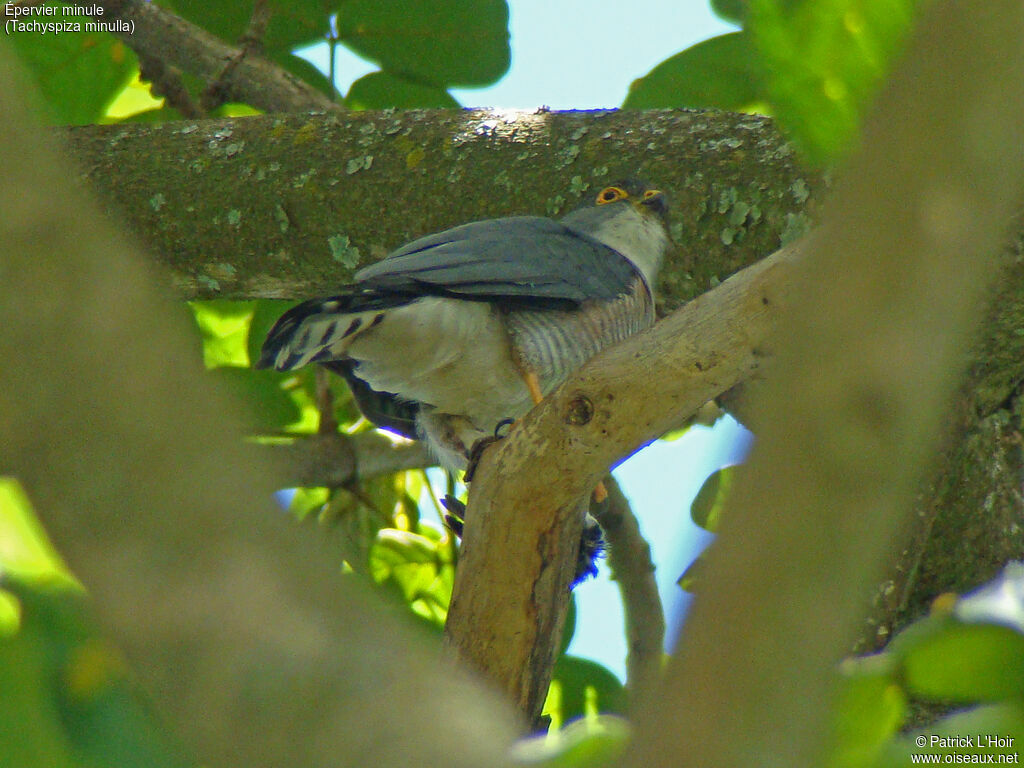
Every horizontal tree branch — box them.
[59,109,821,310]
[251,432,433,488]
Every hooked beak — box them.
[637,189,669,226]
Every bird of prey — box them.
[257,180,670,477]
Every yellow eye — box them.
[643,189,661,200]
[596,186,628,205]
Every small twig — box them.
[138,54,204,119]
[340,478,385,518]
[239,0,272,51]
[590,475,666,707]
[92,0,336,114]
[201,0,272,113]
[315,367,338,435]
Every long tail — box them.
[256,293,405,371]
[256,294,421,440]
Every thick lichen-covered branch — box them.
[60,108,821,309]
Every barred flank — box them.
[507,278,654,392]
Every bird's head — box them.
[562,179,671,288]
[593,179,669,228]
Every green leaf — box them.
[510,715,631,768]
[0,479,72,581]
[103,70,166,121]
[1,576,189,768]
[373,529,441,568]
[287,486,329,520]
[623,33,764,112]
[550,656,626,722]
[335,0,510,88]
[209,368,304,431]
[690,466,735,532]
[827,655,905,768]
[345,71,459,110]
[748,0,920,163]
[190,300,254,368]
[370,529,453,625]
[560,596,578,656]
[900,620,1024,702]
[190,300,309,431]
[0,610,80,768]
[111,106,186,124]
[271,51,337,99]
[711,0,748,25]
[8,5,136,125]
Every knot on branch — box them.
[564,394,595,426]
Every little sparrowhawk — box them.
[257,180,670,477]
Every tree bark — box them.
[93,0,336,113]
[59,108,820,308]
[591,476,666,707]
[865,237,1024,650]
[252,431,432,488]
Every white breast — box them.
[346,297,533,428]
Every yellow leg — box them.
[524,370,544,405]
[522,370,608,503]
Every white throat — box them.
[585,207,668,290]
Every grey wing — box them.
[355,216,639,305]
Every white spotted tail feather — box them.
[257,296,389,371]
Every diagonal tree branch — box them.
[93,0,337,113]
[443,233,810,721]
